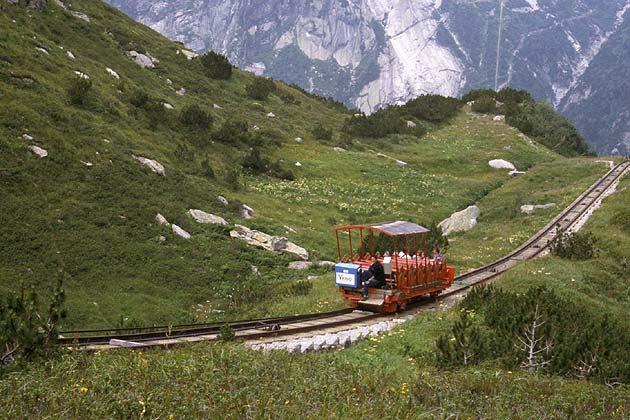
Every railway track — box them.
[59,161,630,351]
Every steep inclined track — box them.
[59,161,630,351]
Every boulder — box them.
[253,125,260,131]
[493,115,505,122]
[288,261,313,270]
[438,205,480,235]
[295,162,302,167]
[176,87,186,96]
[21,134,34,141]
[240,204,255,219]
[267,112,276,118]
[509,170,526,176]
[295,137,303,143]
[155,213,170,226]
[172,224,191,239]
[163,103,174,110]
[217,195,229,206]
[71,11,90,22]
[187,209,227,225]
[178,49,199,60]
[53,0,66,9]
[35,47,49,55]
[159,235,167,242]
[28,145,48,158]
[66,50,75,59]
[395,160,407,167]
[127,51,159,69]
[213,103,223,109]
[333,147,346,152]
[230,225,309,260]
[105,67,120,79]
[131,155,165,176]
[488,159,516,171]
[74,70,89,79]
[406,120,417,128]
[521,203,556,214]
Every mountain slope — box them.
[0,0,606,329]
[105,0,630,155]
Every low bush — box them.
[67,76,92,105]
[550,228,597,260]
[312,123,333,141]
[289,280,313,296]
[471,95,497,114]
[214,119,249,145]
[403,94,461,122]
[180,104,213,130]
[245,77,276,100]
[200,51,232,80]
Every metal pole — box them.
[360,228,364,258]
[348,229,353,260]
[370,231,374,255]
[336,230,341,260]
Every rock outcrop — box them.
[187,209,227,225]
[230,224,308,260]
[131,155,165,176]
[521,203,556,214]
[127,50,159,69]
[155,213,170,226]
[172,224,191,239]
[438,205,480,235]
[28,145,48,158]
[488,159,516,171]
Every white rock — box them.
[163,103,174,110]
[395,160,408,167]
[253,125,260,131]
[240,204,255,219]
[176,87,186,96]
[178,49,199,60]
[21,134,34,141]
[438,205,480,236]
[251,265,260,275]
[28,145,48,158]
[80,160,93,167]
[187,209,228,225]
[131,155,165,176]
[105,67,120,79]
[74,70,89,79]
[267,112,276,118]
[66,50,75,59]
[333,147,347,152]
[295,162,302,167]
[166,78,173,85]
[488,159,516,171]
[520,203,556,214]
[217,195,229,206]
[35,47,48,55]
[54,0,67,9]
[493,115,505,122]
[127,50,159,69]
[284,225,296,233]
[229,224,309,260]
[159,235,167,242]
[295,137,303,143]
[406,120,417,128]
[288,261,313,270]
[71,11,90,22]
[172,224,191,239]
[509,170,526,176]
[155,213,170,226]
[213,103,223,109]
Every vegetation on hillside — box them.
[462,88,593,157]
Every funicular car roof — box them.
[334,221,429,236]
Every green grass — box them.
[0,0,612,332]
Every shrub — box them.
[312,123,333,141]
[218,324,235,341]
[403,94,461,122]
[67,76,92,105]
[214,119,249,145]
[461,89,496,103]
[180,104,213,130]
[426,221,450,253]
[550,228,597,260]
[343,108,404,138]
[242,147,268,174]
[175,143,195,161]
[0,280,66,368]
[144,98,167,128]
[200,51,232,80]
[128,89,149,108]
[471,95,497,114]
[245,77,276,100]
[268,160,295,180]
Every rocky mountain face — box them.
[106,0,630,155]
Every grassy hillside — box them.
[0,0,609,330]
